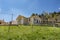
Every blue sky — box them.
[0,0,60,22]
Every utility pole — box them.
[8,13,14,40]
[11,14,13,24]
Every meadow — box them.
[0,25,60,40]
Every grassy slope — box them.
[0,26,60,40]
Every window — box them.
[37,20,38,23]
[39,21,40,23]
[29,18,30,21]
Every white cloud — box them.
[58,8,60,10]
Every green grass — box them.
[0,25,60,40]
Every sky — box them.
[0,0,60,22]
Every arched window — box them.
[37,20,38,23]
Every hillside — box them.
[0,26,60,40]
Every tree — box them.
[51,12,57,20]
[41,14,44,16]
[39,14,41,17]
[51,12,58,27]
[31,13,36,16]
[36,13,38,16]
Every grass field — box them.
[0,25,60,40]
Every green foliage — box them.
[31,13,38,16]
[31,13,36,16]
[0,26,60,40]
